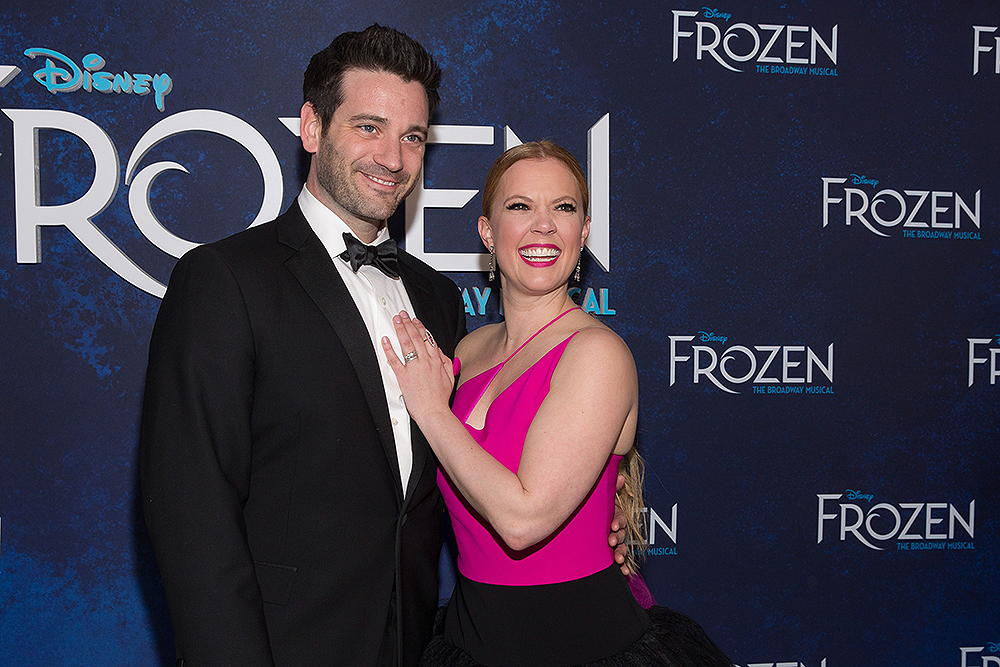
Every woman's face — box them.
[480,158,590,296]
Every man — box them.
[140,26,463,667]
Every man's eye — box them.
[403,134,425,144]
[359,124,377,133]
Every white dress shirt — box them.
[298,185,416,495]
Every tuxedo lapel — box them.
[397,254,450,355]
[278,205,404,504]
[396,253,449,504]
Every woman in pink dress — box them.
[383,142,729,666]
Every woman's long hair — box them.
[616,447,648,573]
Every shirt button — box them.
[381,297,387,307]
[391,417,398,426]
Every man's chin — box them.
[362,192,410,220]
[348,201,403,227]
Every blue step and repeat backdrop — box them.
[1,1,997,665]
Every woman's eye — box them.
[507,202,529,211]
[556,203,577,212]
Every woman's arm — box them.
[383,311,638,551]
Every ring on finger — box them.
[423,330,436,347]
[403,350,419,363]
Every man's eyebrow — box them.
[347,113,388,125]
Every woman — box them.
[382,142,729,666]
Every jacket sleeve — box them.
[139,245,275,667]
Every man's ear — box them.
[300,102,322,154]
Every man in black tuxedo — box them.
[140,26,465,667]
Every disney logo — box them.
[697,331,728,345]
[987,642,1000,652]
[24,48,172,112]
[849,173,879,188]
[701,7,732,21]
[845,489,874,502]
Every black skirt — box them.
[421,565,730,667]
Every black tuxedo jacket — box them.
[139,202,466,667]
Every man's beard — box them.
[315,140,415,225]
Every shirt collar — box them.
[297,184,391,258]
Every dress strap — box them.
[500,306,579,366]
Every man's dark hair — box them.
[303,24,442,127]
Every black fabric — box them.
[340,232,400,278]
[429,565,650,666]
[422,599,731,667]
[140,202,466,667]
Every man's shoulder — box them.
[182,205,304,266]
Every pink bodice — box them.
[439,334,621,586]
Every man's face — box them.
[302,68,430,237]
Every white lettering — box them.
[968,338,997,386]
[753,345,781,384]
[817,494,841,543]
[973,25,999,75]
[950,501,975,539]
[647,505,677,545]
[669,335,695,386]
[865,503,901,540]
[898,503,924,540]
[823,178,983,236]
[3,108,164,295]
[672,13,838,70]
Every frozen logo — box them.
[736,659,827,667]
[668,334,833,395]
[960,644,1000,667]
[2,106,611,297]
[644,505,678,556]
[968,336,1000,386]
[822,177,983,239]
[973,25,1000,75]
[24,48,172,111]
[817,492,975,552]
[672,10,837,73]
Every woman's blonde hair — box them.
[480,140,590,218]
[616,447,648,573]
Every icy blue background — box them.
[1,1,997,665]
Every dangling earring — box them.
[488,245,496,281]
[573,248,583,282]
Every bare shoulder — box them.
[568,321,635,364]
[559,320,637,385]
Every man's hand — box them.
[610,472,630,575]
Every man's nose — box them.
[373,137,403,172]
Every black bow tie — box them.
[339,232,400,279]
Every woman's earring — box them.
[573,248,583,282]
[488,245,496,282]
